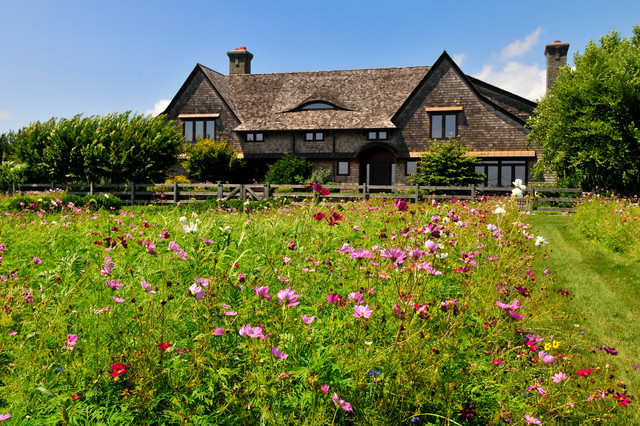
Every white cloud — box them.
[500,28,541,61]
[473,61,546,101]
[452,53,467,66]
[0,109,11,120]
[145,99,171,117]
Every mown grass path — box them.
[529,215,640,407]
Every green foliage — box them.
[310,167,331,184]
[264,153,312,184]
[1,192,122,211]
[410,138,485,186]
[11,113,183,184]
[527,25,640,195]
[0,161,30,189]
[183,138,245,183]
[0,131,15,161]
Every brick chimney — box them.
[227,47,253,75]
[544,41,570,91]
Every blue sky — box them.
[1,0,639,133]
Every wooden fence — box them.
[9,182,584,213]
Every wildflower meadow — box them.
[0,189,635,424]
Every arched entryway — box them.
[358,144,397,186]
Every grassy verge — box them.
[529,214,640,420]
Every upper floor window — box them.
[430,113,457,139]
[368,131,388,140]
[179,114,219,142]
[305,132,325,141]
[299,102,339,110]
[246,132,264,142]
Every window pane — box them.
[305,132,314,141]
[368,131,377,140]
[315,132,324,141]
[445,114,456,138]
[379,131,387,140]
[205,121,215,139]
[514,165,526,183]
[184,122,193,141]
[338,161,349,175]
[501,165,512,187]
[195,121,204,139]
[406,161,417,175]
[246,133,254,142]
[475,166,486,186]
[431,115,442,138]
[487,166,498,187]
[256,133,264,142]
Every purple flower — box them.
[538,351,556,364]
[424,240,439,253]
[271,346,289,359]
[213,327,225,336]
[101,256,114,276]
[113,296,125,303]
[140,279,156,294]
[353,304,372,319]
[188,284,205,301]
[239,324,267,339]
[332,393,353,412]
[33,257,42,264]
[105,279,123,290]
[254,286,272,301]
[301,315,315,324]
[277,288,300,307]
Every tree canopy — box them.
[527,26,640,194]
[410,138,485,186]
[7,112,183,183]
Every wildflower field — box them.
[0,191,635,424]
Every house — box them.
[162,42,569,186]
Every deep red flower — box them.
[613,392,631,407]
[109,362,129,377]
[71,394,81,400]
[576,368,594,378]
[158,342,172,350]
[313,212,326,221]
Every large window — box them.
[475,160,527,187]
[430,113,457,139]
[406,161,418,175]
[337,161,350,176]
[183,119,215,142]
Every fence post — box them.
[11,182,15,194]
[130,182,136,206]
[528,186,535,214]
[362,183,367,200]
[240,185,247,201]
[217,183,223,199]
[51,182,55,191]
[89,182,94,196]
[263,184,270,200]
[173,181,179,205]
[470,184,475,199]
[414,184,419,203]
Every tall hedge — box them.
[11,112,183,183]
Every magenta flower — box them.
[313,212,326,221]
[188,283,205,301]
[254,286,272,301]
[380,248,407,264]
[0,413,11,421]
[140,279,156,294]
[312,183,330,196]
[277,288,300,307]
[33,257,42,264]
[524,414,541,425]
[101,256,114,276]
[552,372,567,383]
[351,249,374,259]
[538,351,556,364]
[395,199,409,212]
[7,332,16,336]
[332,393,353,412]
[113,296,125,303]
[301,315,315,324]
[348,292,364,304]
[353,304,372,319]
[104,279,123,290]
[320,385,330,394]
[237,272,245,283]
[64,334,78,351]
[213,327,225,336]
[94,306,110,314]
[527,380,547,396]
[239,324,267,339]
[271,346,289,359]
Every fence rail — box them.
[9,182,584,213]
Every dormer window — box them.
[287,101,347,113]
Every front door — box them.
[359,146,396,186]
[369,162,391,185]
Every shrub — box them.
[410,137,485,186]
[183,138,245,183]
[310,167,331,184]
[264,153,312,184]
[0,161,30,190]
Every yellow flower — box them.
[552,340,560,349]
[544,343,552,351]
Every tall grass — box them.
[0,194,633,424]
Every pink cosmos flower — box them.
[213,327,225,336]
[538,351,556,364]
[277,275,291,282]
[587,390,606,402]
[277,288,300,307]
[140,279,156,294]
[491,359,503,365]
[332,393,353,412]
[158,342,171,350]
[108,362,129,377]
[113,296,125,303]
[320,385,330,394]
[65,334,78,350]
[0,413,11,421]
[528,380,547,396]
[271,346,289,359]
[188,283,205,301]
[101,256,115,276]
[237,272,245,283]
[336,243,355,255]
[524,414,541,425]
[312,184,330,196]
[94,306,110,314]
[351,249,374,259]
[395,199,409,212]
[552,372,567,383]
[239,324,267,339]
[7,332,16,336]
[348,292,364,304]
[105,279,123,290]
[353,304,372,319]
[424,240,439,253]
[313,212,326,221]
[33,257,42,264]
[301,315,315,324]
[254,286,272,301]
[380,248,407,264]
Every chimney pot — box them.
[545,41,570,92]
[227,47,253,75]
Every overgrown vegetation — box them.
[182,138,245,183]
[0,193,634,424]
[264,153,312,184]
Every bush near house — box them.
[410,138,485,186]
[264,153,312,184]
[182,138,245,183]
